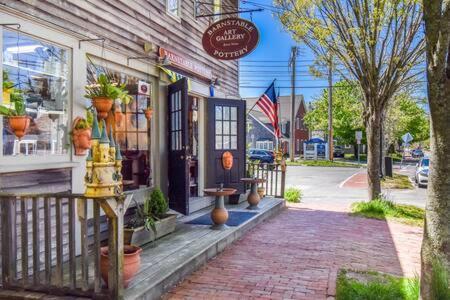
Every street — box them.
[286,165,427,208]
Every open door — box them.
[168,78,189,215]
[206,98,246,201]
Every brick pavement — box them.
[164,202,422,300]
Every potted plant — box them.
[142,106,153,120]
[0,91,30,139]
[100,244,142,288]
[124,188,177,246]
[257,186,266,198]
[71,111,93,156]
[85,73,133,120]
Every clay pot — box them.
[222,151,233,170]
[8,116,30,140]
[211,207,229,226]
[92,97,113,120]
[143,108,153,120]
[257,187,265,199]
[72,128,92,155]
[247,191,261,207]
[100,245,142,288]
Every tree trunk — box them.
[366,111,382,200]
[421,2,450,299]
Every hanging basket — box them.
[143,108,153,121]
[8,116,30,140]
[72,117,92,156]
[92,97,114,120]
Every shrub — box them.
[285,187,302,203]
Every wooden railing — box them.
[247,161,287,198]
[0,193,131,299]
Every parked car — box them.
[248,149,274,163]
[415,157,429,188]
[333,146,345,158]
[411,148,424,158]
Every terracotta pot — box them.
[143,108,153,120]
[92,97,114,120]
[72,128,92,155]
[100,245,142,288]
[222,151,233,170]
[8,116,30,140]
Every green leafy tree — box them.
[274,0,425,200]
[421,1,450,299]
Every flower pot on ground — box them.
[125,187,176,246]
[71,116,92,156]
[100,244,142,288]
[143,107,153,120]
[0,91,30,140]
[85,73,133,120]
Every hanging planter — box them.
[71,117,92,156]
[143,107,153,120]
[85,73,133,120]
[0,91,30,140]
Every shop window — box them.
[87,61,152,191]
[215,105,237,150]
[167,0,181,17]
[1,29,70,158]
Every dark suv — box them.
[248,149,274,163]
[333,145,345,158]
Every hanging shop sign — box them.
[202,17,259,60]
[158,47,212,80]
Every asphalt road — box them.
[285,164,427,208]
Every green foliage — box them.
[85,73,132,104]
[284,187,302,203]
[304,81,365,145]
[336,269,419,300]
[381,174,414,189]
[2,70,14,90]
[129,187,169,233]
[430,258,450,300]
[287,159,359,168]
[351,198,424,226]
[0,90,26,117]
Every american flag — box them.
[256,81,281,137]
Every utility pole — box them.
[328,58,334,161]
[289,46,297,162]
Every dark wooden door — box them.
[168,78,189,215]
[206,98,246,197]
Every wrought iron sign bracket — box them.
[194,0,263,19]
[78,38,105,49]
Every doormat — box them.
[186,211,258,226]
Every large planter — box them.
[92,97,113,120]
[124,214,177,246]
[8,116,30,140]
[100,245,142,288]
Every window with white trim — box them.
[167,0,181,17]
[1,29,70,159]
[256,140,273,151]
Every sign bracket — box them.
[195,9,263,18]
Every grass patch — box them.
[382,173,414,189]
[336,269,419,300]
[431,258,450,300]
[351,198,424,226]
[284,187,302,203]
[287,159,358,168]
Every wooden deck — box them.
[124,197,285,300]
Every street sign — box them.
[402,132,413,144]
[355,131,363,144]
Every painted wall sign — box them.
[159,47,212,80]
[202,17,259,60]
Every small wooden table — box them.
[241,178,266,210]
[204,187,236,230]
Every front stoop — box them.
[125,197,285,300]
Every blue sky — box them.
[238,0,331,102]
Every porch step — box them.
[124,197,285,300]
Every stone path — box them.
[164,202,422,300]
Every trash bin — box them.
[385,156,393,177]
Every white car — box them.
[415,157,429,188]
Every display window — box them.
[87,59,152,191]
[1,29,70,159]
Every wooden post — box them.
[280,160,287,198]
[1,196,17,287]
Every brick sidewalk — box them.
[164,202,422,300]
